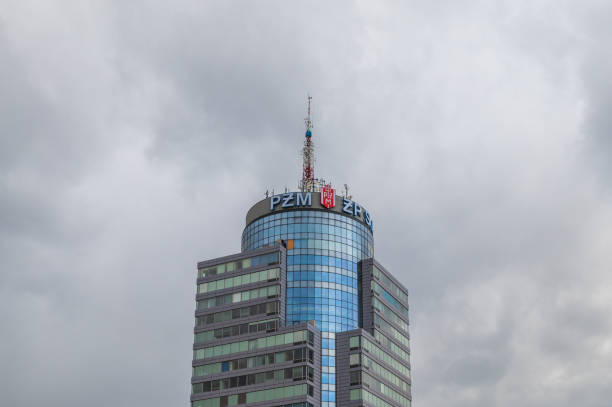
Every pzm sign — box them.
[269,191,373,231]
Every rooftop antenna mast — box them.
[300,95,315,192]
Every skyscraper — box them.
[191,100,411,407]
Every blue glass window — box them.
[242,208,373,339]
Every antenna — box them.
[300,95,315,192]
[305,95,313,131]
[344,184,352,199]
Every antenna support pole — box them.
[300,95,315,192]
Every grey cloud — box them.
[1,1,612,407]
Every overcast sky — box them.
[1,1,612,406]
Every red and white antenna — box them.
[300,95,315,192]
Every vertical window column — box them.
[321,332,336,407]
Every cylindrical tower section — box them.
[242,191,374,407]
[242,192,374,330]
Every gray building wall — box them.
[367,258,412,363]
[192,245,320,407]
[359,259,374,333]
[337,259,412,406]
[337,329,411,407]
[191,323,320,406]
[335,329,365,407]
[195,245,287,334]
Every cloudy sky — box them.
[2,1,612,406]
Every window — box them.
[192,383,308,407]
[374,314,410,348]
[372,297,409,334]
[194,330,309,360]
[193,366,311,395]
[350,371,361,386]
[373,266,409,304]
[349,336,360,350]
[371,281,409,318]
[197,285,280,311]
[362,353,409,392]
[193,347,312,377]
[361,372,411,406]
[349,353,360,367]
[245,383,308,404]
[194,319,279,344]
[361,336,410,378]
[198,252,279,279]
[294,348,305,362]
[198,268,280,294]
[350,388,410,407]
[195,301,279,327]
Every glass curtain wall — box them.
[242,209,374,407]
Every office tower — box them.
[191,100,411,407]
[192,247,321,407]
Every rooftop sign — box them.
[268,191,373,231]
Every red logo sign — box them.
[321,185,335,209]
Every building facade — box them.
[191,191,411,407]
[192,246,321,407]
[336,259,412,407]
